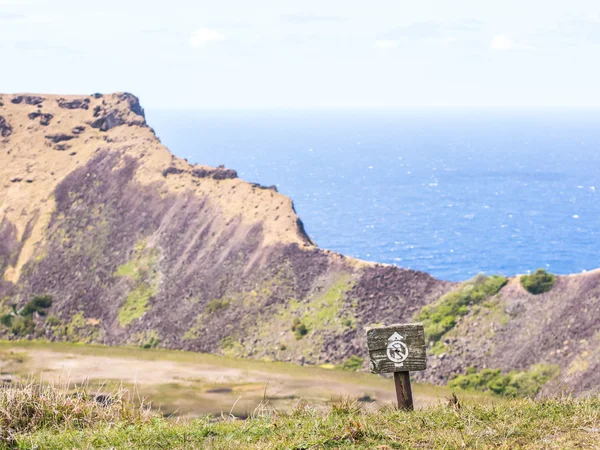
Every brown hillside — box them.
[0,93,451,365]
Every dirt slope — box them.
[0,93,451,367]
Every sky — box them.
[1,0,600,109]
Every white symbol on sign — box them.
[386,332,409,368]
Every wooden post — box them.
[393,371,414,410]
[365,323,426,412]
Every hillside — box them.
[0,93,450,366]
[415,271,600,395]
[1,93,599,395]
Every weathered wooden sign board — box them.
[366,323,427,410]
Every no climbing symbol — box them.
[386,332,409,367]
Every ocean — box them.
[147,110,600,282]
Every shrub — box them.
[339,355,363,371]
[20,295,53,317]
[449,364,559,397]
[0,314,13,327]
[205,299,230,314]
[10,316,35,337]
[343,319,352,327]
[520,269,556,295]
[220,336,236,350]
[291,318,308,340]
[142,334,160,349]
[0,295,53,336]
[415,274,508,343]
[19,295,52,317]
[45,315,61,327]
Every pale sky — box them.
[1,0,600,109]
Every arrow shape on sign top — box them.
[388,332,404,341]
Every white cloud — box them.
[490,35,515,50]
[26,15,52,23]
[490,34,535,51]
[441,37,458,46]
[375,40,398,49]
[0,12,53,23]
[586,12,600,23]
[189,28,226,48]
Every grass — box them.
[0,340,463,418]
[0,381,153,447]
[115,239,159,327]
[52,312,102,343]
[449,364,560,397]
[205,299,230,315]
[118,284,155,327]
[339,355,364,372]
[1,382,599,449]
[415,274,508,344]
[301,274,355,333]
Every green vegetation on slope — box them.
[1,382,599,449]
[51,312,102,343]
[118,284,155,327]
[0,295,53,337]
[415,274,508,344]
[339,355,364,371]
[205,298,230,314]
[114,239,160,327]
[130,330,161,349]
[291,317,308,340]
[449,364,560,397]
[521,269,556,295]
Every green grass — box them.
[205,299,230,314]
[415,274,508,344]
[301,274,355,333]
[115,239,159,327]
[2,382,599,449]
[449,364,560,397]
[521,269,556,295]
[339,355,364,371]
[118,284,155,327]
[0,340,455,400]
[52,311,102,343]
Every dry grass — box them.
[0,382,598,449]
[0,380,154,447]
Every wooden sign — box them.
[365,323,427,410]
[366,323,427,374]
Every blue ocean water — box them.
[147,110,600,282]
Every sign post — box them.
[366,323,427,410]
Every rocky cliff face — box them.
[1,93,598,395]
[0,93,450,365]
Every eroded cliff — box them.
[0,93,450,365]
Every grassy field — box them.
[0,341,477,418]
[1,342,599,448]
[0,381,599,449]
